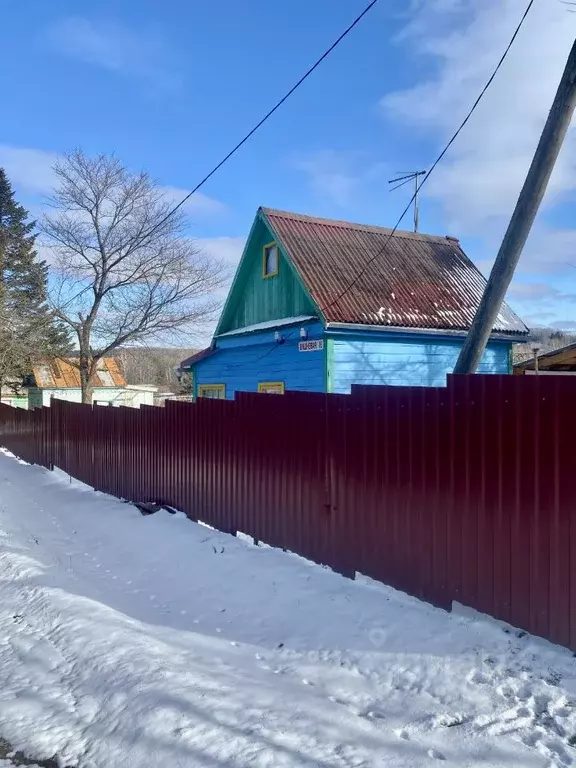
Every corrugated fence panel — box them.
[2,375,576,650]
[550,379,570,647]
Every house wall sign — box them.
[298,339,324,352]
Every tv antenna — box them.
[388,170,427,232]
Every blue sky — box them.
[2,0,576,339]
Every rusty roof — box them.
[32,358,126,389]
[261,208,527,336]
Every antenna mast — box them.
[388,170,427,232]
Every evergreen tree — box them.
[0,169,70,397]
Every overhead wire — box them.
[182,0,381,374]
[138,0,381,245]
[194,0,537,378]
[222,329,299,373]
[41,3,382,377]
[319,0,536,316]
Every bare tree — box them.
[41,150,226,403]
[116,347,197,391]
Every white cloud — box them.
[45,17,181,90]
[192,237,246,344]
[521,311,556,325]
[195,236,246,269]
[291,150,386,207]
[161,187,227,220]
[382,0,576,236]
[0,145,226,223]
[504,276,576,331]
[521,227,576,273]
[0,145,57,195]
[506,282,564,303]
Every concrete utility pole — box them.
[454,39,576,374]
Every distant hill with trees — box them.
[513,327,576,364]
[116,348,197,393]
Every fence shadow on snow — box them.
[0,374,574,650]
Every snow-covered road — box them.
[0,449,575,767]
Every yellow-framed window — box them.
[258,381,285,395]
[262,242,279,278]
[198,384,225,399]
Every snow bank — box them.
[0,450,574,766]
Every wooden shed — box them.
[514,342,576,374]
[26,358,157,408]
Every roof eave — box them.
[179,346,216,370]
[216,315,318,339]
[325,321,528,342]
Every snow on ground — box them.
[0,452,575,767]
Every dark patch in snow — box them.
[545,670,563,687]
[133,501,162,516]
[0,738,75,768]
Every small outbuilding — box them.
[514,343,576,375]
[26,358,157,408]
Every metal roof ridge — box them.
[260,206,457,244]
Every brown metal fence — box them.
[1,374,575,649]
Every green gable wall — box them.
[217,216,317,334]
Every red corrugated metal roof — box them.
[261,208,527,336]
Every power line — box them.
[142,0,381,244]
[222,329,298,372]
[195,0,535,381]
[213,0,536,378]
[320,0,536,316]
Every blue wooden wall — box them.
[194,322,325,399]
[194,325,515,399]
[329,333,511,393]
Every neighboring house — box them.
[0,389,28,409]
[514,343,576,374]
[181,208,529,399]
[26,358,157,409]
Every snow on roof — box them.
[261,208,528,337]
[217,315,317,337]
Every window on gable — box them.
[50,360,62,380]
[198,384,225,399]
[263,243,279,278]
[97,367,115,387]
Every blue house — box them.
[181,208,528,398]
